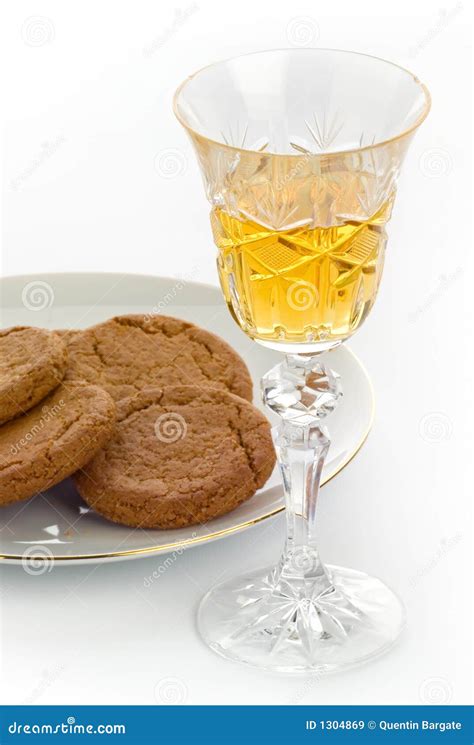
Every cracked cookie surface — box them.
[0,382,116,506]
[74,385,275,529]
[63,314,253,402]
[0,327,68,426]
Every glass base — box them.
[198,564,405,673]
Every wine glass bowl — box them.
[174,49,430,672]
[174,48,430,354]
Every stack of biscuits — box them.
[0,316,275,529]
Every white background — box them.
[1,0,472,706]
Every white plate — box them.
[0,273,374,565]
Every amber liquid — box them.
[213,200,391,350]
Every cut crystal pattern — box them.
[199,565,405,672]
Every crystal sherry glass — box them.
[174,49,430,672]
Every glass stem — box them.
[262,353,342,583]
[274,420,330,579]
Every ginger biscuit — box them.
[0,327,68,426]
[63,314,253,403]
[74,385,275,529]
[0,382,116,506]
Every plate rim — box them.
[0,271,375,563]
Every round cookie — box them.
[63,314,253,403]
[0,327,67,426]
[74,386,275,529]
[0,382,116,506]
